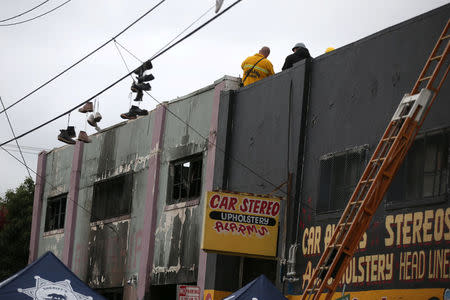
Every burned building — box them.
[29,3,450,300]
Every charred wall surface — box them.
[151,86,215,285]
[207,62,309,292]
[294,4,450,297]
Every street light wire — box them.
[0,0,242,148]
[0,0,166,114]
[0,0,51,23]
[0,0,71,27]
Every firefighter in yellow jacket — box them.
[241,46,275,86]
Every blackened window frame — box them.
[386,128,449,209]
[167,153,203,207]
[91,173,133,222]
[317,145,368,215]
[44,193,67,232]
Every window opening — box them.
[45,194,67,232]
[318,147,367,214]
[169,154,203,205]
[91,173,133,222]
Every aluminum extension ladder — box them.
[302,19,450,300]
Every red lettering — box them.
[219,197,229,210]
[238,224,246,234]
[272,202,280,216]
[260,200,268,214]
[230,222,237,232]
[248,199,255,213]
[214,221,223,232]
[266,201,274,215]
[229,197,238,211]
[210,194,220,209]
[258,226,269,236]
[240,198,249,212]
[247,225,257,235]
[253,200,261,213]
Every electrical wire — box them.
[0,0,242,147]
[0,0,51,23]
[150,4,215,59]
[0,0,71,27]
[0,96,31,178]
[0,0,166,114]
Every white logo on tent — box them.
[18,276,93,300]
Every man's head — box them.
[292,42,306,52]
[259,46,270,58]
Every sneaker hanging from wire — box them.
[93,112,102,122]
[133,90,143,102]
[87,114,97,127]
[58,129,76,145]
[132,105,148,116]
[131,82,151,92]
[78,102,93,113]
[77,131,92,143]
[66,126,76,138]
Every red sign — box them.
[177,285,200,300]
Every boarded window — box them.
[91,174,133,222]
[45,194,67,232]
[318,146,367,213]
[388,129,449,203]
[168,154,203,205]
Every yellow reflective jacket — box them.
[241,53,275,86]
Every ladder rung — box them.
[350,200,364,205]
[430,55,443,61]
[319,266,330,270]
[371,157,386,163]
[339,222,353,227]
[419,75,432,82]
[441,34,449,40]
[361,178,374,184]
[381,136,397,142]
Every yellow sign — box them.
[201,191,281,258]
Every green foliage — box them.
[0,177,34,281]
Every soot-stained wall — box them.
[295,4,450,297]
[207,61,309,292]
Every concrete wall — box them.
[151,86,214,285]
[32,77,240,299]
[38,146,74,258]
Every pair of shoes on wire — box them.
[120,105,148,120]
[58,126,91,144]
[133,59,153,76]
[78,102,93,113]
[87,112,102,127]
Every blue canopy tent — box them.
[223,275,287,300]
[0,251,106,300]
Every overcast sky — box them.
[0,0,448,197]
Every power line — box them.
[0,0,166,114]
[0,0,242,148]
[0,96,31,178]
[0,0,71,27]
[0,0,51,23]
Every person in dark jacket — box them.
[282,42,311,71]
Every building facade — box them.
[29,4,450,300]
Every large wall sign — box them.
[201,191,281,258]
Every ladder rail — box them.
[302,19,449,300]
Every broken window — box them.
[318,146,367,214]
[388,129,449,204]
[91,173,133,222]
[45,194,67,232]
[168,154,203,205]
